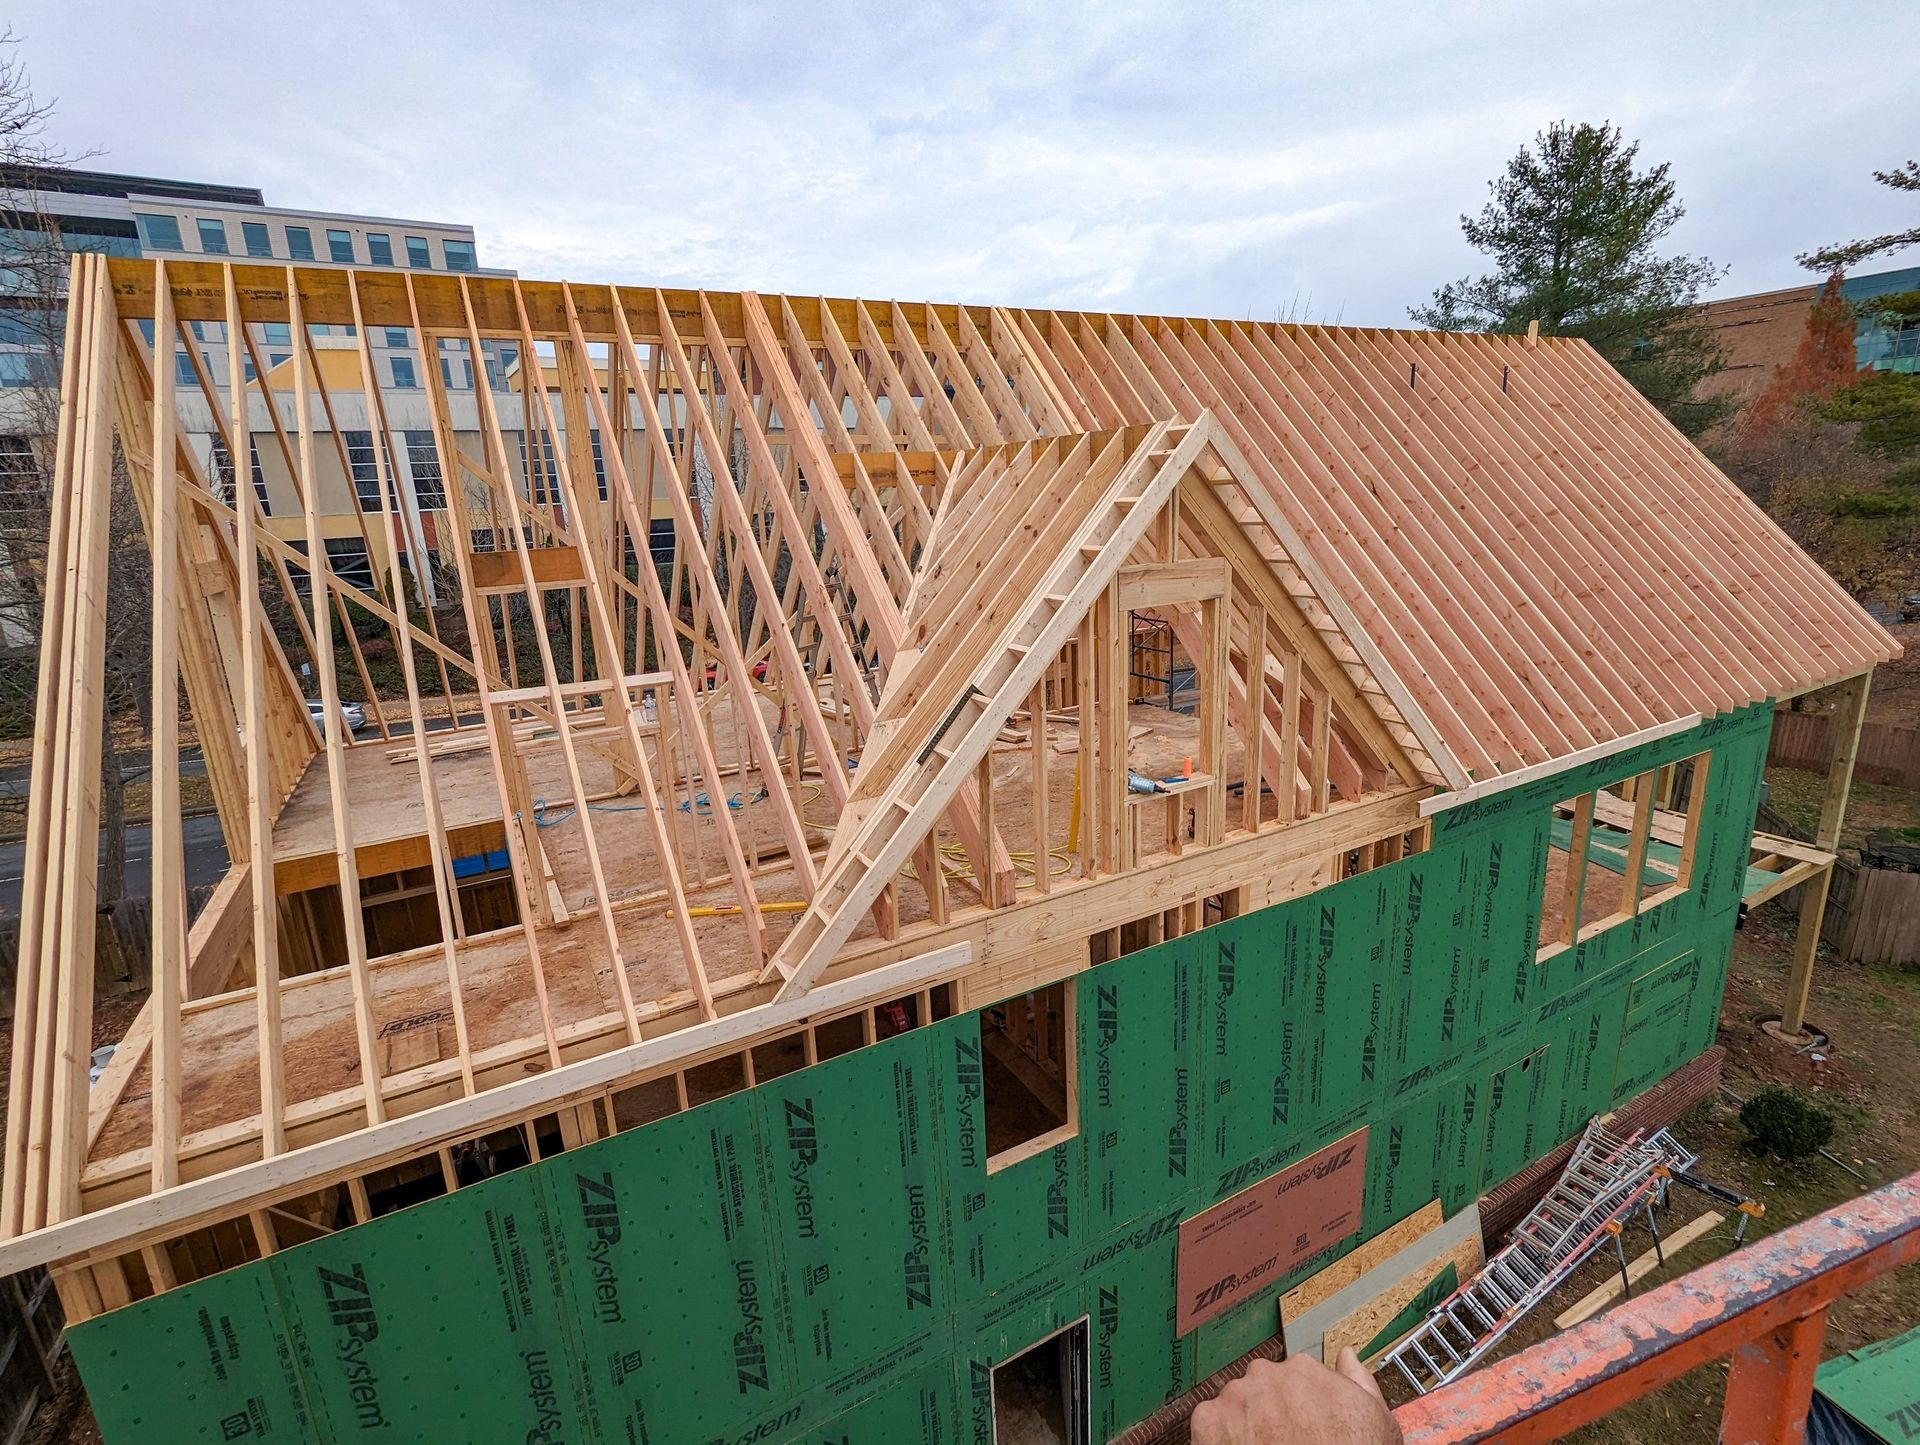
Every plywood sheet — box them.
[1282,1202,1484,1366]
[1278,1199,1443,1321]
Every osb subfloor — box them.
[88,702,1245,1179]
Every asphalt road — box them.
[0,811,230,919]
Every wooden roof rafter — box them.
[0,253,1897,1283]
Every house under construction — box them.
[0,253,1898,1444]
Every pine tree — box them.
[1799,161,1920,271]
[1412,121,1728,436]
[1734,272,1860,450]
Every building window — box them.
[268,352,290,370]
[241,221,273,258]
[262,323,292,348]
[195,218,229,255]
[134,213,183,250]
[979,983,1075,1172]
[327,229,355,264]
[0,352,52,388]
[208,433,270,514]
[366,232,394,266]
[1536,753,1712,959]
[343,429,399,511]
[439,354,473,391]
[0,435,40,495]
[390,356,416,389]
[284,538,311,599]
[404,431,446,510]
[442,239,477,272]
[173,351,198,387]
[285,226,315,262]
[520,429,559,504]
[590,429,607,501]
[384,328,412,350]
[404,235,431,269]
[324,536,375,592]
[190,320,225,344]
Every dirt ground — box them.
[1508,903,1920,1443]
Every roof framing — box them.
[0,253,1896,1285]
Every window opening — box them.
[981,981,1075,1170]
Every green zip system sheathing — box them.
[67,704,1772,1445]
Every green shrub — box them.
[1740,1086,1836,1161]
[1825,486,1915,519]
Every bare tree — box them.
[0,32,153,916]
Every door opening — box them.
[991,1318,1090,1445]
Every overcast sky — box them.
[11,0,1919,325]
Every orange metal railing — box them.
[1393,1168,1920,1445]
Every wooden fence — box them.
[1769,710,1920,791]
[0,885,215,1022]
[0,1269,63,1445]
[1757,800,1920,969]
[1822,856,1920,967]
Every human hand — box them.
[1190,1349,1404,1445]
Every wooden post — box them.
[1781,673,1873,1038]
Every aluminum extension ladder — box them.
[1379,1118,1680,1395]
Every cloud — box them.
[11,0,1920,324]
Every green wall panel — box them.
[545,1089,786,1443]
[272,1167,585,1444]
[69,1260,314,1443]
[1481,1043,1555,1189]
[67,705,1772,1445]
[1083,932,1200,1234]
[937,1012,1086,1304]
[1084,1219,1189,1439]
[759,1030,948,1380]
[800,1361,957,1444]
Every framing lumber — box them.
[2,254,1898,1319]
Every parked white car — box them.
[307,698,366,734]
